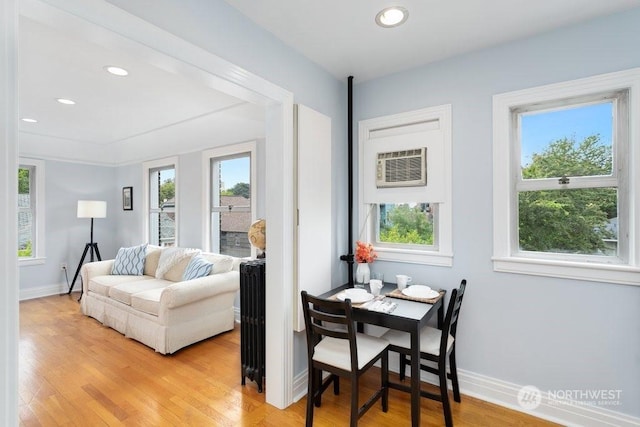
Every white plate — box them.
[337,292,375,304]
[402,285,439,299]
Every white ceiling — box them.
[18,0,639,164]
[224,0,640,81]
[18,10,265,165]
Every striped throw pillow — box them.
[182,256,213,281]
[111,244,147,275]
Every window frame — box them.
[492,68,640,286]
[143,157,178,247]
[358,105,453,266]
[202,141,257,256]
[18,158,45,266]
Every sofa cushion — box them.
[88,274,154,297]
[156,247,200,279]
[130,288,164,316]
[201,253,235,274]
[109,279,172,305]
[112,244,148,275]
[182,256,213,281]
[163,258,194,282]
[144,245,163,276]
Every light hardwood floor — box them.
[19,295,559,426]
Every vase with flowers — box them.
[354,241,377,287]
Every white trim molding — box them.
[492,68,640,286]
[18,157,45,265]
[201,141,257,255]
[1,0,19,424]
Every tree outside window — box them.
[18,166,33,258]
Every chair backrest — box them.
[439,279,467,356]
[301,290,359,372]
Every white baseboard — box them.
[458,369,640,427]
[291,365,639,426]
[19,283,79,301]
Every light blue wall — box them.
[355,7,640,417]
[19,160,119,294]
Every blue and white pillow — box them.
[182,256,213,281]
[111,244,147,275]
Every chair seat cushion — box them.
[383,326,454,356]
[313,333,388,371]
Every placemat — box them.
[386,288,444,304]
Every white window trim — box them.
[358,105,453,266]
[142,157,178,246]
[18,158,45,266]
[202,141,257,255]
[493,68,640,286]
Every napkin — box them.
[366,299,397,313]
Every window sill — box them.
[18,257,46,267]
[492,256,640,287]
[376,247,453,267]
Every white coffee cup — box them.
[369,279,383,296]
[396,274,412,290]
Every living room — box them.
[2,0,640,426]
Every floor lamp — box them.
[68,200,107,295]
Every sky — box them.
[220,156,250,189]
[520,102,613,166]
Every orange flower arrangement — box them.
[355,240,377,263]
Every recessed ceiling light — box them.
[56,98,76,105]
[375,6,409,28]
[21,117,38,123]
[104,66,129,76]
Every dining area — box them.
[300,278,467,426]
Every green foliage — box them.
[519,135,616,254]
[228,182,250,199]
[159,179,175,202]
[18,168,30,194]
[18,241,32,258]
[380,204,433,245]
[522,135,612,179]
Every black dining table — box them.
[318,282,445,427]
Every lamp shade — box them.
[77,200,107,219]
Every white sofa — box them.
[80,245,242,354]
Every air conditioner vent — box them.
[376,148,427,188]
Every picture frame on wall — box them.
[123,187,133,211]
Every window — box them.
[493,69,640,285]
[359,105,452,266]
[18,158,45,265]
[203,142,256,257]
[143,158,177,247]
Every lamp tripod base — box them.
[67,242,102,298]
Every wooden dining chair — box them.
[301,290,389,427]
[381,279,467,427]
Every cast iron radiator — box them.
[240,259,266,392]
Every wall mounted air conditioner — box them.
[376,148,427,188]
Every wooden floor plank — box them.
[19,295,559,426]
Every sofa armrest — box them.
[80,260,115,293]
[160,271,240,309]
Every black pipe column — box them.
[339,76,355,286]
